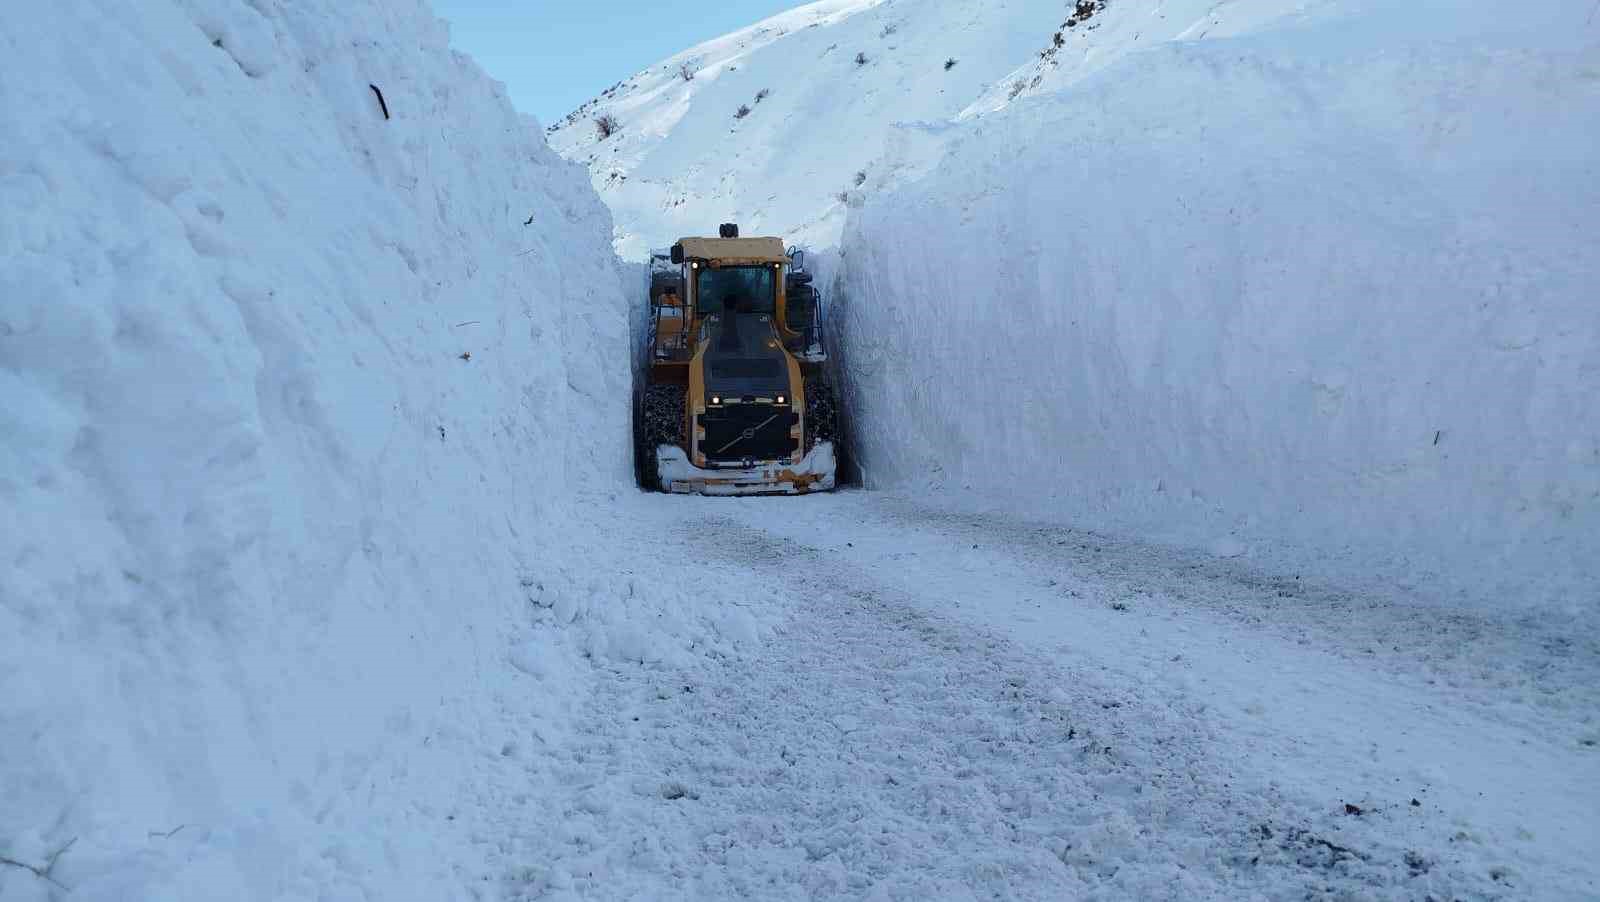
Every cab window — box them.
[696,266,776,316]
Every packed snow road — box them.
[490,491,1597,901]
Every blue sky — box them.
[430,1,800,125]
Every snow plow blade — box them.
[657,443,836,496]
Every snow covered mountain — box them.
[545,0,1342,258]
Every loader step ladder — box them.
[784,246,827,362]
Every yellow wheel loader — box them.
[635,224,837,495]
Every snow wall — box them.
[0,1,719,897]
[836,7,1600,613]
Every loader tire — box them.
[638,383,686,491]
[805,380,837,450]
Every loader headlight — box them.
[776,394,787,405]
[710,395,722,406]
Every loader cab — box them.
[647,240,827,368]
[654,231,799,365]
[694,263,777,316]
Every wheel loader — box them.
[635,224,838,495]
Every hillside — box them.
[546,0,1335,258]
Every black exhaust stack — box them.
[719,223,739,238]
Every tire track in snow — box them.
[496,514,1498,900]
[858,496,1600,723]
[711,492,1600,896]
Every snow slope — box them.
[546,0,1330,258]
[832,0,1600,612]
[0,3,770,898]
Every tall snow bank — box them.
[836,5,1600,612]
[0,1,660,897]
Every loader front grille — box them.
[699,406,799,464]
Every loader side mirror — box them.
[670,244,684,265]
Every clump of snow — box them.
[0,1,771,897]
[833,0,1599,612]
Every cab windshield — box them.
[696,265,776,316]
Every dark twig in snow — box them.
[368,84,390,120]
[0,837,77,890]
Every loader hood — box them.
[702,314,791,399]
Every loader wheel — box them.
[804,380,837,450]
[637,383,686,491]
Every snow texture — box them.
[494,492,1600,900]
[830,0,1600,616]
[0,2,759,898]
[5,0,1598,899]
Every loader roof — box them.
[675,236,787,265]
